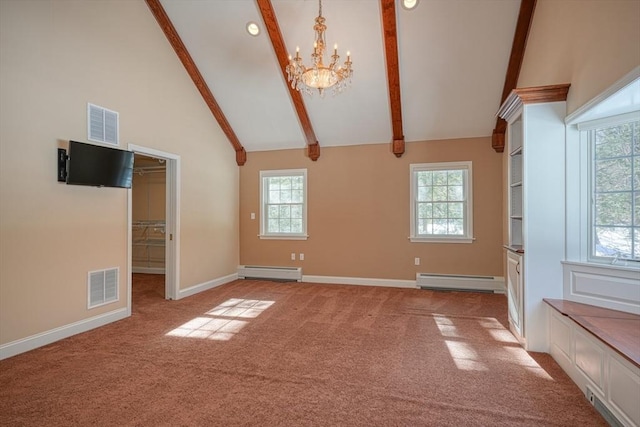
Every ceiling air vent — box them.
[88,267,119,309]
[87,103,119,145]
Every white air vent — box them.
[417,273,504,293]
[88,103,119,145]
[238,265,302,282]
[88,267,119,308]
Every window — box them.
[588,118,639,263]
[410,162,473,243]
[260,169,307,240]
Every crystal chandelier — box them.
[286,0,353,97]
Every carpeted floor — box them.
[0,274,605,426]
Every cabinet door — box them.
[506,251,523,337]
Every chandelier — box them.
[286,0,353,96]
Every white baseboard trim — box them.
[0,307,128,360]
[132,267,165,274]
[302,275,417,289]
[178,273,238,299]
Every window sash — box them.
[410,162,472,242]
[588,119,639,263]
[260,169,307,238]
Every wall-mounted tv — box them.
[63,140,134,189]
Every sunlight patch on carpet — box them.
[433,314,460,338]
[444,340,489,371]
[166,298,275,341]
[502,346,554,380]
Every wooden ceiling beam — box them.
[381,0,405,158]
[145,0,247,166]
[256,0,320,161]
[492,0,537,153]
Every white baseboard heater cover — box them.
[416,273,504,293]
[238,265,302,282]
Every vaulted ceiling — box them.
[148,0,529,165]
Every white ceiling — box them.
[159,0,521,152]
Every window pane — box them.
[279,205,290,218]
[448,170,463,185]
[595,193,632,225]
[635,192,640,227]
[595,123,633,159]
[291,219,302,233]
[418,186,432,202]
[268,205,279,219]
[448,185,463,201]
[448,219,464,235]
[291,177,303,189]
[280,177,292,189]
[291,204,302,219]
[595,158,632,192]
[433,203,447,218]
[418,171,432,186]
[635,228,640,260]
[279,218,291,232]
[269,190,280,203]
[433,219,448,234]
[433,171,447,185]
[418,219,432,235]
[433,186,447,201]
[448,202,463,219]
[268,219,279,233]
[268,177,281,190]
[418,202,432,219]
[594,226,632,258]
[291,190,303,203]
[634,157,640,189]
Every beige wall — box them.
[519,0,640,115]
[0,1,239,345]
[240,139,503,281]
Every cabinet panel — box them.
[608,356,640,426]
[507,251,523,341]
[575,330,604,390]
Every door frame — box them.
[127,144,180,308]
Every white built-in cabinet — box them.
[498,84,570,352]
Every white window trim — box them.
[259,168,308,240]
[409,161,474,244]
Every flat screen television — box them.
[65,140,134,188]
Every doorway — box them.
[127,144,180,314]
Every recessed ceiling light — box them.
[402,0,419,10]
[246,22,260,37]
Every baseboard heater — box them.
[237,265,302,282]
[586,387,624,427]
[416,273,504,293]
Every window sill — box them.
[259,234,308,241]
[409,236,475,244]
[562,260,640,272]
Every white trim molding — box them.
[0,307,128,360]
[302,275,417,289]
[562,261,640,315]
[177,273,238,300]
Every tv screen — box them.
[66,141,134,188]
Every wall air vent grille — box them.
[88,267,119,309]
[88,103,119,145]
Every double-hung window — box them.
[259,169,308,240]
[410,161,473,243]
[587,117,639,264]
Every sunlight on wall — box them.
[166,298,275,341]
